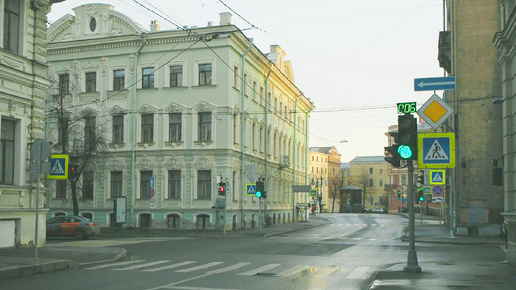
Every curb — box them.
[0,260,77,280]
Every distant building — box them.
[308,146,341,213]
[349,156,389,212]
[45,4,312,230]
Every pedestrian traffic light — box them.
[262,191,267,199]
[397,191,401,200]
[397,114,418,160]
[255,180,264,198]
[68,163,79,179]
[218,182,226,196]
[384,145,401,168]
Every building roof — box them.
[350,156,386,163]
[340,163,350,170]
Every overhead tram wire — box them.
[132,0,191,32]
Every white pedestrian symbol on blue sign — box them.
[432,172,443,183]
[50,159,65,174]
[425,140,449,160]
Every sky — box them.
[48,0,446,162]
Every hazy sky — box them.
[48,0,445,162]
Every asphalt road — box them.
[2,213,513,290]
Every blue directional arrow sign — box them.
[414,76,456,91]
[418,133,455,168]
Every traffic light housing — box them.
[397,114,418,160]
[417,173,425,186]
[68,163,79,179]
[218,182,226,196]
[418,188,424,203]
[385,145,401,168]
[256,180,264,198]
[397,191,401,200]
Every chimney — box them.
[219,12,232,26]
[207,21,214,27]
[150,20,160,32]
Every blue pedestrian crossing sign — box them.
[418,133,455,169]
[47,155,69,179]
[310,189,318,197]
[245,183,256,197]
[430,170,446,185]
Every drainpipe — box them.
[264,63,273,225]
[292,94,304,221]
[240,38,253,229]
[131,33,146,227]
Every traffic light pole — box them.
[404,159,421,273]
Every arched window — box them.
[196,214,210,229]
[167,214,181,229]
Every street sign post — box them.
[418,133,455,168]
[414,76,456,91]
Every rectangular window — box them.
[197,170,211,200]
[379,179,384,187]
[142,67,154,89]
[58,74,69,95]
[3,0,20,54]
[233,66,239,88]
[368,179,374,187]
[113,70,125,91]
[85,72,96,92]
[369,167,374,174]
[84,116,96,150]
[56,180,67,199]
[0,119,15,184]
[168,170,181,199]
[112,115,124,143]
[169,65,182,87]
[140,171,152,199]
[169,113,181,142]
[58,116,69,151]
[111,171,123,198]
[199,63,212,86]
[369,196,374,206]
[141,114,154,142]
[198,112,211,141]
[83,172,94,200]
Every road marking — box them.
[313,266,343,278]
[143,261,196,272]
[238,263,281,276]
[84,259,145,270]
[176,262,224,273]
[114,260,170,270]
[346,266,370,279]
[206,262,251,274]
[276,265,309,277]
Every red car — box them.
[46,215,101,240]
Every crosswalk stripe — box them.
[113,260,170,271]
[314,266,343,278]
[206,262,251,274]
[238,263,281,276]
[176,262,224,273]
[276,265,309,277]
[346,266,370,279]
[142,261,196,272]
[84,259,145,270]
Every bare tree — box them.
[46,72,109,216]
[328,175,342,213]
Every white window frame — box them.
[83,70,98,93]
[165,62,186,87]
[193,59,216,86]
[111,67,127,91]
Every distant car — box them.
[46,215,100,240]
[370,208,385,213]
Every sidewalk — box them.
[0,215,328,280]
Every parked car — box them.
[46,215,100,240]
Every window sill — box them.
[165,141,183,147]
[109,143,126,149]
[192,84,216,88]
[137,142,155,148]
[194,141,213,147]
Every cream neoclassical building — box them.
[45,4,312,230]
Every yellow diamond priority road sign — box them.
[417,94,453,130]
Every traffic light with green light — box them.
[256,180,264,198]
[418,188,424,203]
[397,114,418,160]
[397,191,401,200]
